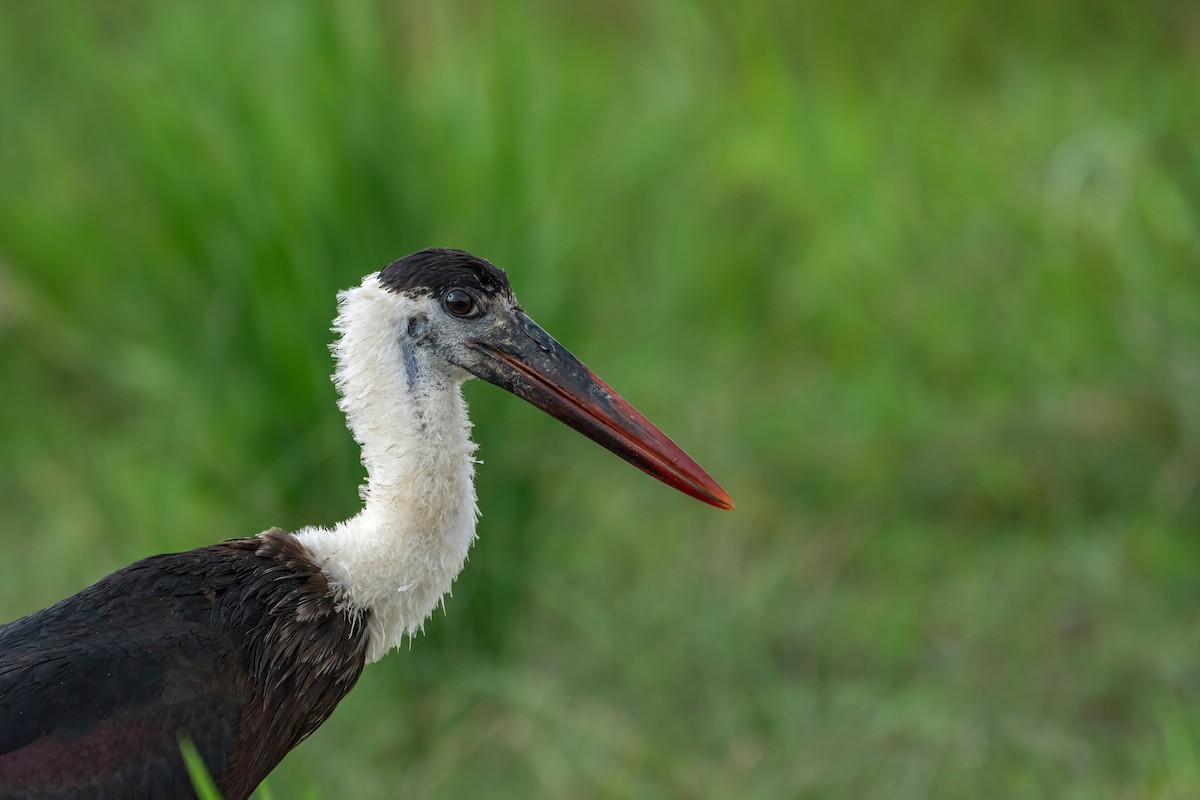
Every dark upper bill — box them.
[464,312,734,510]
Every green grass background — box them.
[2,1,1199,797]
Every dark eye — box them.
[443,288,481,318]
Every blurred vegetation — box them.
[2,1,1199,797]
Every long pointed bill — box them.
[465,313,734,510]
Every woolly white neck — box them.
[295,276,479,662]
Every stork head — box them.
[364,248,733,510]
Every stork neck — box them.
[296,282,479,661]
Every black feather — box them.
[378,248,513,301]
[0,530,368,800]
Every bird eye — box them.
[443,288,481,318]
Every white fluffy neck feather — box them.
[295,276,479,662]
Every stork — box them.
[0,249,732,799]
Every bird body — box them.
[0,531,365,798]
[0,249,732,798]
